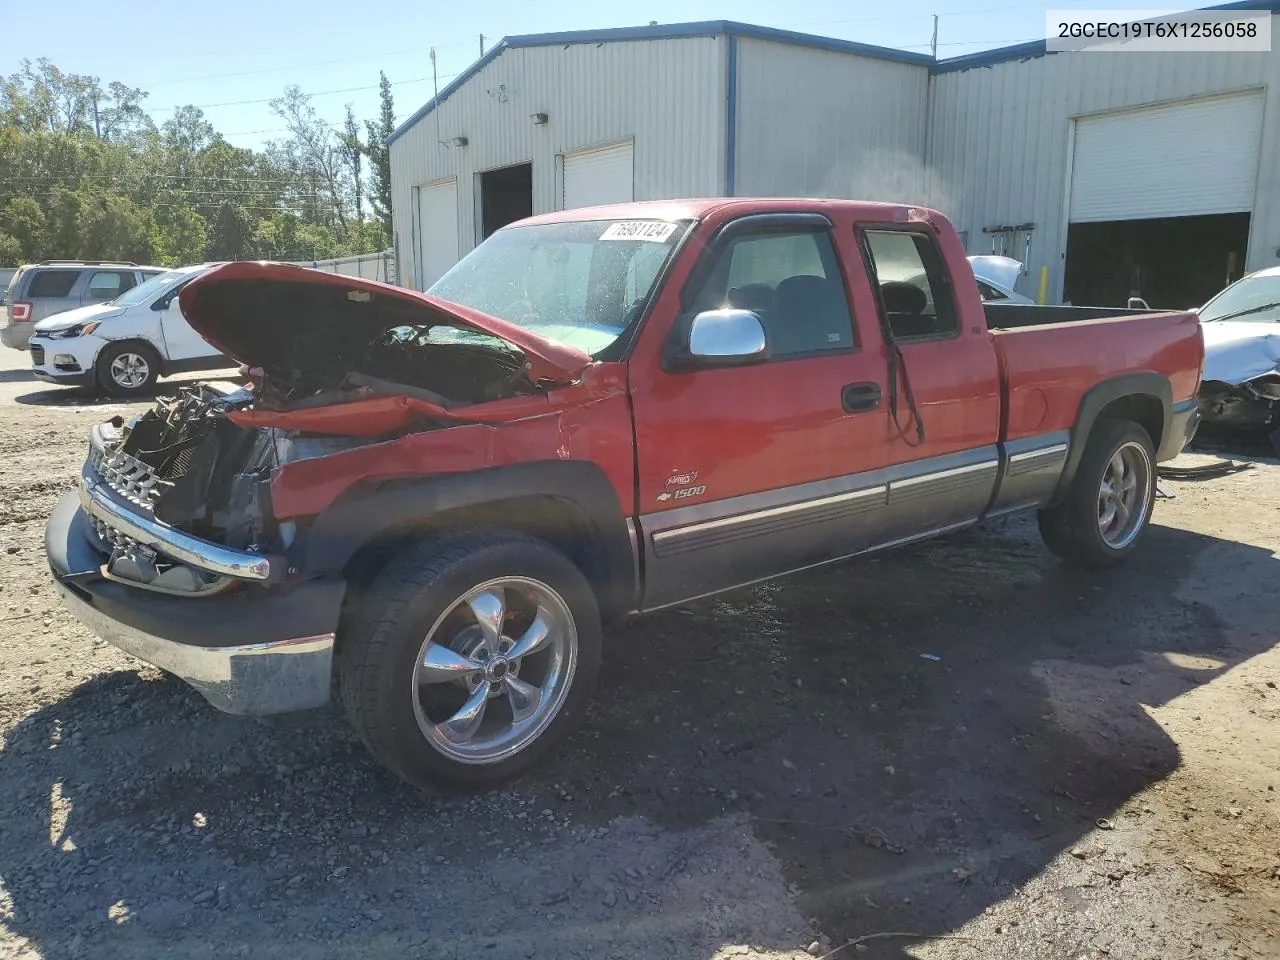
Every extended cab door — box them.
[628,213,892,609]
[855,222,1001,535]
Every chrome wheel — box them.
[1097,440,1151,549]
[411,577,578,765]
[109,352,151,389]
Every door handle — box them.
[841,382,881,414]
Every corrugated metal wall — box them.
[732,39,930,202]
[927,30,1280,300]
[389,37,726,289]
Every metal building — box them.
[387,22,932,290]
[389,3,1280,307]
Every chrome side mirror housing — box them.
[669,308,769,370]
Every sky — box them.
[0,0,1184,151]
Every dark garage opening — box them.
[480,163,533,240]
[1064,212,1250,310]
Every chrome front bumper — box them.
[46,424,346,716]
[82,421,277,585]
[53,573,335,715]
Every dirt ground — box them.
[0,352,1277,960]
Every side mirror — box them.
[669,309,769,370]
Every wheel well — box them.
[1098,394,1164,451]
[338,494,617,623]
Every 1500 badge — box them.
[656,484,708,503]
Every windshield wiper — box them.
[1205,300,1280,323]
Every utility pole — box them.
[431,48,442,146]
[480,34,486,57]
[92,94,101,138]
[931,14,939,59]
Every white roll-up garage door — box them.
[562,142,634,210]
[415,178,459,290]
[1069,92,1263,223]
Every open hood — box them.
[968,255,1023,291]
[178,261,592,390]
[1200,320,1280,385]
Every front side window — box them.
[862,229,958,340]
[686,229,855,358]
[429,219,686,356]
[87,270,135,299]
[26,271,77,298]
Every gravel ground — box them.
[0,354,1277,960]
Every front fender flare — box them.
[295,460,637,618]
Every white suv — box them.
[29,263,232,395]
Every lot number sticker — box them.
[600,221,678,242]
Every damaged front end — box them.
[74,262,600,597]
[85,385,284,595]
[1197,318,1280,445]
[1196,375,1280,430]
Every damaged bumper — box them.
[46,471,345,716]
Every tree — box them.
[269,86,347,230]
[207,202,256,260]
[340,103,364,232]
[0,198,47,262]
[364,71,395,244]
[0,59,390,266]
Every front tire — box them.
[96,341,160,396]
[1037,418,1156,568]
[338,532,602,791]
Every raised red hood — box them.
[178,261,592,386]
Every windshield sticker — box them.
[600,221,677,243]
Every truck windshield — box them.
[1199,274,1280,323]
[429,219,687,356]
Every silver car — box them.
[1,261,165,350]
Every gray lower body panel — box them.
[636,435,1070,611]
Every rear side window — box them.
[861,230,958,341]
[687,230,855,358]
[26,271,78,296]
[26,271,78,298]
[86,270,136,299]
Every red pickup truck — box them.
[45,199,1203,789]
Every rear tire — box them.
[338,532,602,792]
[1037,418,1156,568]
[96,341,160,396]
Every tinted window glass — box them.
[976,280,1007,301]
[688,230,855,357]
[86,271,135,299]
[27,271,78,298]
[862,230,958,340]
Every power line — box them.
[143,71,459,116]
[132,37,479,87]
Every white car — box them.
[29,264,231,395]
[968,256,1035,304]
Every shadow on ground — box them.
[1,514,1275,958]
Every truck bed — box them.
[990,309,1203,448]
[983,302,1154,330]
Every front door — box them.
[628,215,890,609]
[158,282,217,361]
